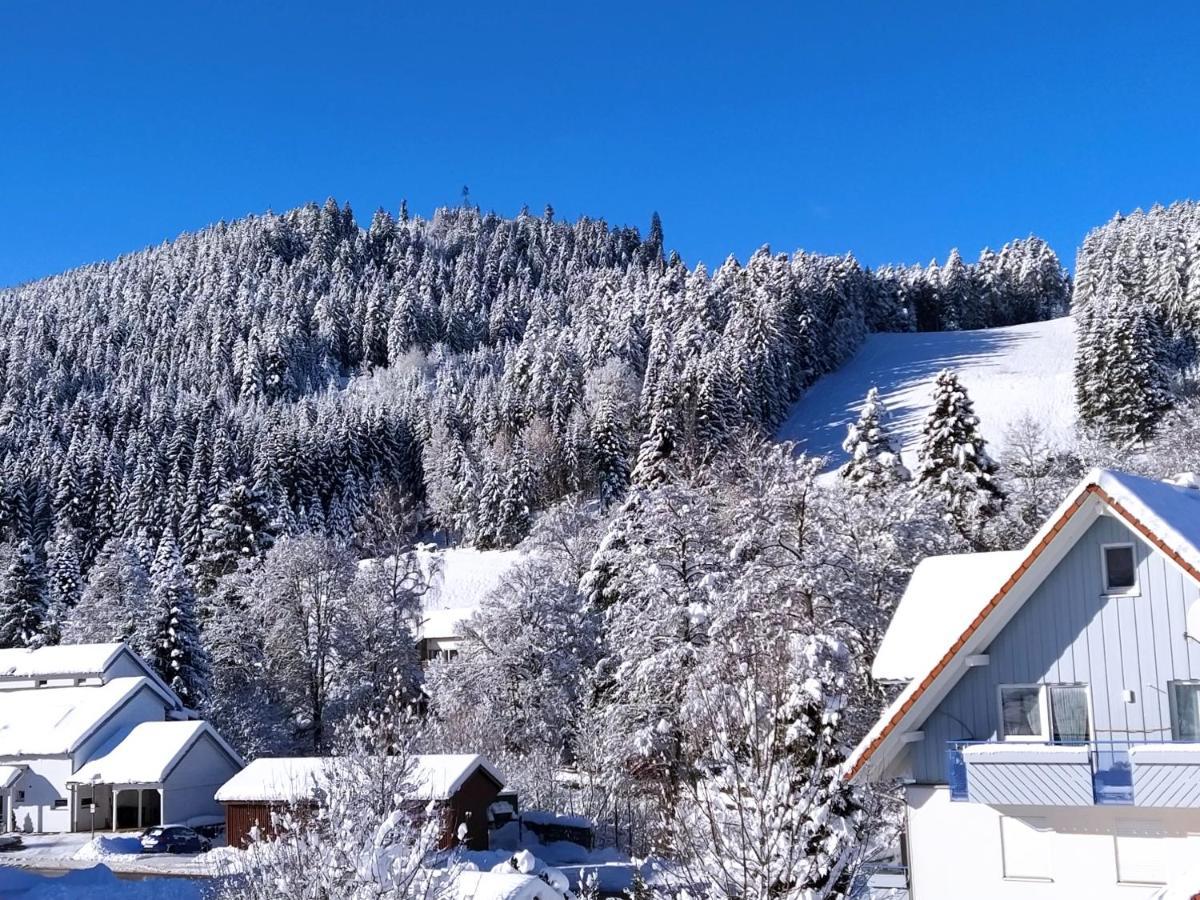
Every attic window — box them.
[1103,544,1137,594]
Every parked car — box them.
[140,824,211,854]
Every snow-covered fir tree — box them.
[839,386,910,489]
[0,541,48,648]
[912,369,1005,543]
[150,532,209,705]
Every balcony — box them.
[947,741,1200,807]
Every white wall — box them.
[1,685,172,833]
[162,734,242,825]
[907,785,1200,900]
[8,757,73,833]
[71,686,171,768]
[103,652,151,681]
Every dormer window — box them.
[1102,544,1137,594]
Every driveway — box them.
[0,831,222,877]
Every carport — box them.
[68,720,242,832]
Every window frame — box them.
[1101,542,1139,596]
[1168,680,1200,741]
[998,684,1049,742]
[997,683,1093,743]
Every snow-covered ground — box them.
[0,832,220,877]
[776,316,1076,471]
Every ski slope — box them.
[776,316,1077,471]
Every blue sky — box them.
[3,2,1200,286]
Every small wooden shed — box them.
[216,754,506,851]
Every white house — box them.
[0,642,243,833]
[848,469,1200,899]
[416,548,524,663]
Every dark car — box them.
[139,824,212,854]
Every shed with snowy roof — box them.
[216,753,506,851]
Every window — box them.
[1170,682,1200,740]
[52,799,67,810]
[1001,686,1043,739]
[1048,686,1090,743]
[1000,816,1051,881]
[1103,544,1137,594]
[999,684,1092,741]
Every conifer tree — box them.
[1100,303,1173,445]
[912,370,1004,540]
[591,397,630,510]
[839,387,909,489]
[0,541,48,648]
[45,526,83,643]
[150,532,209,705]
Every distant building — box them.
[415,548,524,663]
[216,753,506,850]
[0,642,242,833]
[848,469,1200,898]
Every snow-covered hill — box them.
[776,316,1077,470]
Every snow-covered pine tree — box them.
[61,537,155,655]
[0,541,48,648]
[197,477,278,593]
[839,387,910,489]
[591,396,631,510]
[150,532,209,705]
[45,526,83,643]
[912,369,1005,541]
[1099,302,1173,445]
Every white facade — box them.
[907,785,1200,899]
[0,643,242,833]
[850,471,1200,900]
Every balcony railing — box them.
[947,739,1200,807]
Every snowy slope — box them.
[776,316,1076,471]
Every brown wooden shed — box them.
[216,754,506,851]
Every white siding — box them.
[71,686,172,771]
[162,734,242,825]
[102,650,152,682]
[907,785,1200,899]
[8,757,73,833]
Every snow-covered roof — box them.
[872,551,1022,682]
[418,548,525,639]
[1094,469,1200,574]
[0,765,23,788]
[0,643,126,680]
[72,720,243,785]
[848,468,1200,783]
[216,754,504,804]
[412,754,504,800]
[215,757,326,804]
[0,676,176,757]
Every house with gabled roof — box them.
[849,469,1200,899]
[0,642,242,833]
[216,753,506,850]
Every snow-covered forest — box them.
[0,200,1078,896]
[1074,201,1200,443]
